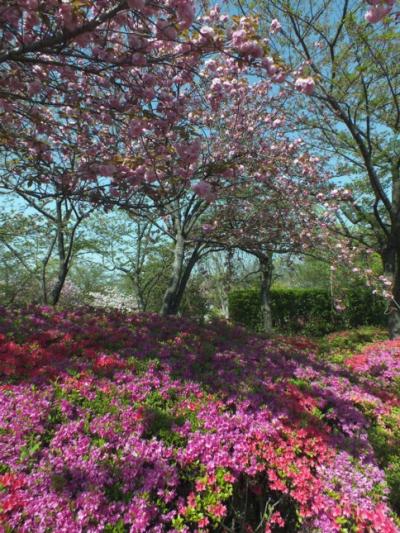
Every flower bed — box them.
[0,306,399,532]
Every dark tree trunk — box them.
[160,232,185,316]
[259,253,273,335]
[172,249,200,314]
[50,264,69,306]
[221,249,234,319]
[160,233,201,316]
[42,269,48,305]
[382,244,400,339]
[49,201,70,306]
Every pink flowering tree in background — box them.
[233,0,400,337]
[204,149,338,333]
[83,211,174,312]
[105,53,335,316]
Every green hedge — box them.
[228,288,386,335]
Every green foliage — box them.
[142,405,186,446]
[172,467,234,530]
[318,326,387,358]
[180,277,209,321]
[228,288,386,335]
[228,288,261,331]
[271,288,333,336]
[19,433,42,462]
[0,462,10,475]
[273,256,331,290]
[104,520,129,533]
[104,482,133,504]
[141,390,189,446]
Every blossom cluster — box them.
[346,337,400,386]
[0,306,399,532]
[364,0,396,23]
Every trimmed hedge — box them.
[228,288,386,335]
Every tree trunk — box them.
[259,253,273,335]
[41,231,58,304]
[160,232,185,316]
[42,267,48,305]
[382,245,400,338]
[221,249,234,319]
[172,249,200,314]
[160,233,201,316]
[50,263,69,306]
[50,202,68,306]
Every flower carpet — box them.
[0,306,399,532]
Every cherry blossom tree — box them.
[1,2,356,320]
[0,113,106,304]
[111,51,341,317]
[1,4,282,194]
[1,2,309,314]
[203,145,336,333]
[236,0,400,336]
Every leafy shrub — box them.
[368,408,400,515]
[227,288,261,330]
[229,287,386,335]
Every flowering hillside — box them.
[0,307,399,532]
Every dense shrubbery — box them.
[0,307,399,531]
[229,288,386,335]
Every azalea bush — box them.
[0,306,399,532]
[344,339,400,518]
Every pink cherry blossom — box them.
[365,4,392,22]
[127,0,145,9]
[270,19,282,34]
[295,76,315,95]
[192,180,212,198]
[157,19,178,40]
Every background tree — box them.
[273,256,331,290]
[238,0,400,335]
[0,210,45,304]
[86,211,172,311]
[205,140,334,333]
[0,116,102,304]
